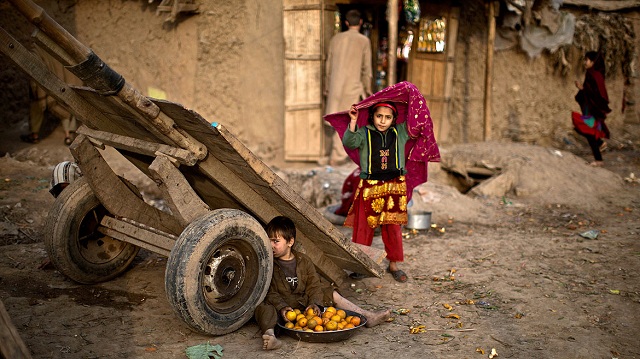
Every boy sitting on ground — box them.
[254,216,391,350]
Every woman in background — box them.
[574,51,611,167]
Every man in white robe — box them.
[324,9,372,166]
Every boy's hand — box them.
[305,304,321,317]
[280,306,294,322]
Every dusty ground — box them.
[1,122,639,359]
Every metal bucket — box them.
[406,211,432,230]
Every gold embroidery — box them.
[387,196,395,210]
[366,212,408,228]
[371,198,385,213]
[399,195,407,211]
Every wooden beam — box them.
[76,125,198,166]
[387,0,398,86]
[70,135,184,236]
[484,1,497,141]
[0,300,33,359]
[99,217,176,257]
[562,0,640,11]
[148,154,210,227]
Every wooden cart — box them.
[1,0,384,336]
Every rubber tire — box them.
[44,177,140,284]
[165,209,273,335]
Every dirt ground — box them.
[1,121,639,359]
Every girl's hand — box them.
[349,105,358,122]
[575,80,582,90]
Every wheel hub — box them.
[202,246,246,303]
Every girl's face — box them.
[372,107,395,132]
[584,58,594,69]
[270,234,293,259]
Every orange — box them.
[322,311,333,319]
[296,314,306,322]
[345,315,353,323]
[285,310,298,322]
[322,317,330,325]
[306,308,316,317]
[294,308,301,315]
[337,322,345,330]
[313,316,322,324]
[314,325,324,332]
[330,314,341,322]
[350,316,361,326]
[336,309,347,319]
[293,325,302,331]
[344,323,355,329]
[297,317,307,328]
[284,322,294,329]
[325,320,338,331]
[325,306,337,314]
[307,318,318,329]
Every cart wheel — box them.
[44,177,140,284]
[165,209,273,335]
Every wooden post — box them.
[387,0,398,86]
[0,300,33,359]
[483,1,497,141]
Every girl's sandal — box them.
[387,266,408,283]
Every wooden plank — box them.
[285,108,324,160]
[285,59,322,104]
[283,1,325,161]
[562,0,640,10]
[0,300,33,359]
[148,154,210,227]
[76,126,198,166]
[99,217,175,257]
[484,1,497,141]
[71,136,184,236]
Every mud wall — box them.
[448,2,636,148]
[73,0,285,160]
[0,0,284,160]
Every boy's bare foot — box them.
[262,329,282,350]
[589,161,604,167]
[365,308,391,327]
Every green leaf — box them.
[609,289,620,295]
[185,342,223,359]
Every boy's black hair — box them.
[345,9,361,26]
[266,216,296,242]
[367,101,398,126]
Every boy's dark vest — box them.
[364,126,402,181]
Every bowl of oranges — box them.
[277,306,367,343]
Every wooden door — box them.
[283,0,336,161]
[407,3,459,143]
